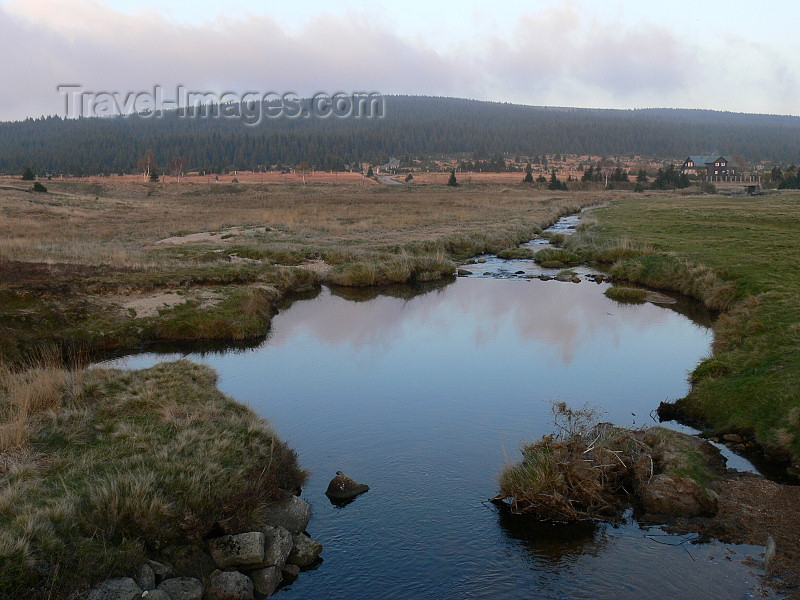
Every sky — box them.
[1,0,798,121]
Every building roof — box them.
[685,155,737,167]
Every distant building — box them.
[681,155,738,178]
[379,158,401,173]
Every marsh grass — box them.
[533,248,582,268]
[498,403,648,520]
[496,247,535,260]
[498,403,720,521]
[604,286,647,303]
[0,182,601,365]
[0,360,306,599]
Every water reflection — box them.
[101,276,771,599]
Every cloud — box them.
[0,0,798,120]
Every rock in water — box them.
[249,566,283,597]
[287,533,323,567]
[325,471,369,501]
[764,534,776,569]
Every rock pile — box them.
[88,496,322,600]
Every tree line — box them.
[2,96,800,176]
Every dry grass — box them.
[498,403,649,520]
[0,181,605,364]
[497,403,721,521]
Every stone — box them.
[514,270,525,275]
[640,474,718,517]
[324,471,369,501]
[156,577,204,600]
[88,578,143,600]
[208,532,265,569]
[262,525,292,569]
[723,433,745,444]
[764,534,776,569]
[163,545,216,581]
[140,591,170,600]
[571,276,581,283]
[457,269,472,276]
[262,496,311,533]
[281,564,300,579]
[133,563,156,591]
[249,566,283,597]
[476,258,487,263]
[287,533,323,567]
[146,560,175,585]
[203,571,254,600]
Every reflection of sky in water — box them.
[105,278,771,599]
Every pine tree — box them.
[447,170,458,186]
[21,166,35,181]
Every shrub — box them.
[32,182,47,193]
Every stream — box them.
[102,213,773,599]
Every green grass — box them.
[533,248,581,268]
[604,286,647,303]
[578,194,800,465]
[0,360,306,599]
[496,247,535,260]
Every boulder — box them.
[145,559,175,585]
[204,571,254,600]
[723,433,745,444]
[457,269,472,276]
[162,545,217,581]
[324,472,369,501]
[133,563,156,591]
[88,578,143,600]
[262,496,311,533]
[156,577,204,600]
[262,525,292,569]
[640,474,718,517]
[208,532,265,569]
[281,564,300,579]
[249,566,283,597]
[287,533,323,568]
[140,591,170,600]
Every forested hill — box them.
[2,95,799,175]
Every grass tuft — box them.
[604,286,647,303]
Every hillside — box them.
[2,96,799,175]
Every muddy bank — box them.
[659,471,800,598]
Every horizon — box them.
[1,0,799,121]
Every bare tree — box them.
[169,156,186,182]
[297,161,310,185]
[137,149,156,181]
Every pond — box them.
[104,219,770,599]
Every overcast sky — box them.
[1,0,798,121]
